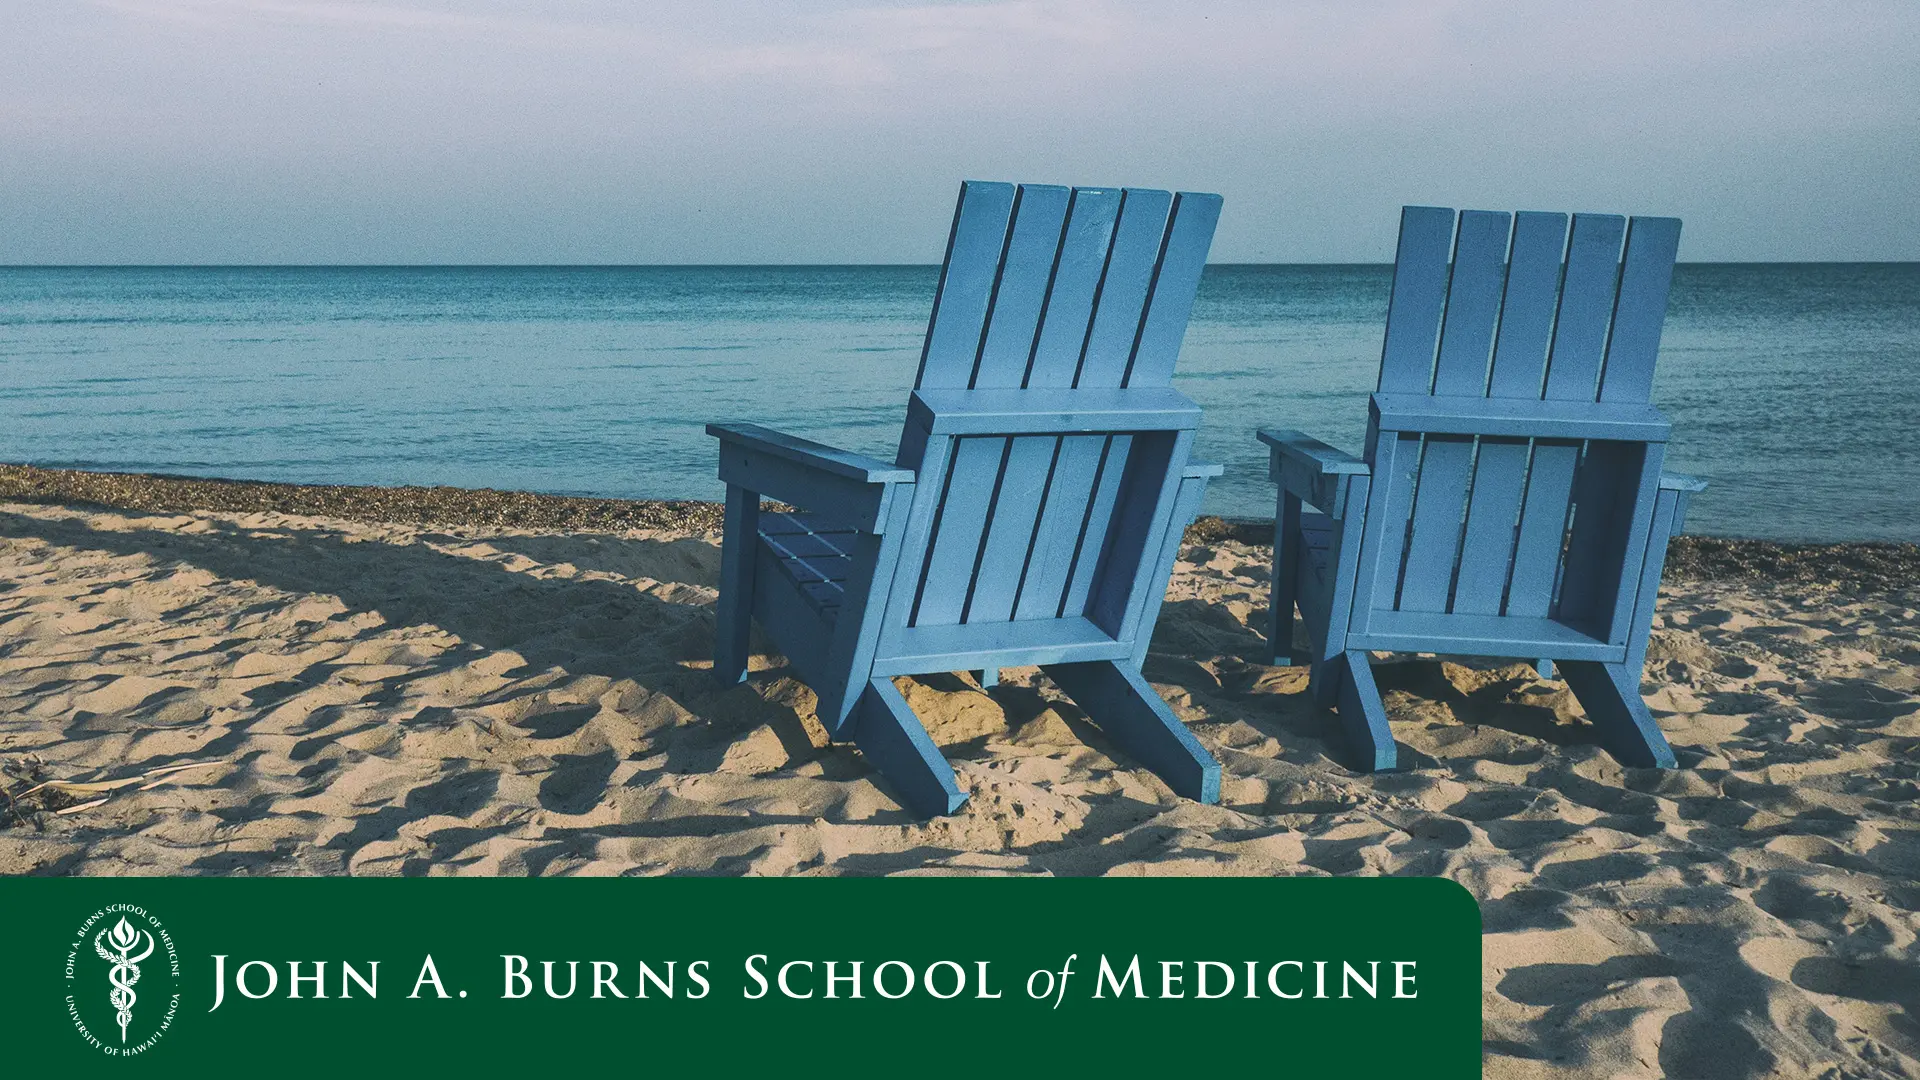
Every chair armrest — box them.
[1257,429,1368,477]
[1258,428,1369,518]
[1174,461,1224,526]
[708,423,912,483]
[709,423,914,534]
[1657,472,1706,536]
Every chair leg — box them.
[1042,660,1221,804]
[1535,658,1555,680]
[713,484,758,685]
[1270,491,1302,666]
[1559,660,1678,768]
[1334,650,1397,772]
[976,668,998,689]
[1308,654,1342,709]
[852,677,967,816]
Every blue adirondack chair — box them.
[1260,206,1705,772]
[708,181,1226,816]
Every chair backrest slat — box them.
[1074,189,1175,388]
[1377,206,1455,394]
[1487,212,1570,399]
[972,185,1072,388]
[1126,192,1224,388]
[1598,216,1682,404]
[1431,210,1512,396]
[1463,211,1576,619]
[1542,214,1626,401]
[1556,440,1641,622]
[1057,435,1133,618]
[916,182,1018,391]
[1027,190,1124,388]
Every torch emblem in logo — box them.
[93,916,155,1043]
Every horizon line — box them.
[5,260,1917,270]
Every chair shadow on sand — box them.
[464,531,725,590]
[0,509,932,857]
[1147,593,1630,772]
[2,511,715,683]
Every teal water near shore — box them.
[1,264,1915,542]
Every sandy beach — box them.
[1,467,1917,1077]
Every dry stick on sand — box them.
[11,761,225,818]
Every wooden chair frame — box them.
[1261,206,1705,771]
[710,181,1226,815]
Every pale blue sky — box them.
[3,0,1915,263]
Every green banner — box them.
[2,878,1479,1075]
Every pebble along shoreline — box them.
[3,463,1915,593]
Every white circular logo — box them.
[63,904,181,1057]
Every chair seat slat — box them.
[1504,441,1580,618]
[1011,434,1104,620]
[912,435,1008,626]
[1350,610,1624,663]
[1397,436,1475,612]
[964,436,1056,623]
[1450,439,1531,615]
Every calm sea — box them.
[1,264,1915,542]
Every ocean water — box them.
[1,264,1915,542]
